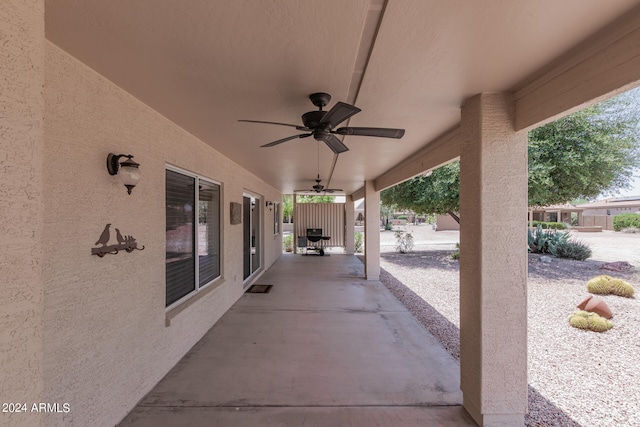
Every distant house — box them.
[579,195,640,215]
[531,196,640,231]
[530,203,584,225]
[577,196,640,230]
[436,214,460,231]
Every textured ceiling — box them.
[45,0,640,195]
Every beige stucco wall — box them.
[435,214,460,231]
[41,43,281,426]
[0,1,45,426]
[582,215,614,230]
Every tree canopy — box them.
[528,98,639,206]
[381,90,640,217]
[296,195,336,203]
[380,161,460,219]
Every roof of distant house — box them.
[577,195,640,209]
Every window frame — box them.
[273,201,280,235]
[165,164,222,310]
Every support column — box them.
[0,1,45,426]
[364,181,380,280]
[345,195,355,255]
[292,193,298,254]
[459,93,528,426]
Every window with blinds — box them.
[198,180,220,286]
[166,168,221,308]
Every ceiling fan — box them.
[295,175,343,194]
[239,92,405,154]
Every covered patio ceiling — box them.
[45,0,640,195]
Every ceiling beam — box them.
[374,126,460,192]
[328,0,387,188]
[351,186,365,201]
[513,4,640,131]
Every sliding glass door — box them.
[243,194,261,281]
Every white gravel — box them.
[378,234,640,427]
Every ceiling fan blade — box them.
[333,127,405,139]
[260,133,311,147]
[319,102,361,128]
[320,134,349,154]
[239,119,309,131]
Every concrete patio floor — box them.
[119,254,476,426]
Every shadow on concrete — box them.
[378,265,583,427]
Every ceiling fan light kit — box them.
[239,92,405,155]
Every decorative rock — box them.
[600,261,633,272]
[540,256,552,263]
[576,295,592,309]
[576,295,612,319]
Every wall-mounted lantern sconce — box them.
[107,153,141,194]
[266,201,274,211]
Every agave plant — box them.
[528,225,569,254]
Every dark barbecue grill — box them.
[304,228,330,256]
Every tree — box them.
[528,99,639,206]
[380,204,394,229]
[282,195,293,223]
[381,161,461,222]
[381,91,640,216]
[296,195,335,203]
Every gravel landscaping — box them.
[377,227,640,427]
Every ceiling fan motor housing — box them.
[302,110,327,129]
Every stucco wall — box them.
[435,214,460,231]
[0,1,45,426]
[42,43,281,426]
[583,215,614,230]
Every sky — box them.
[611,174,640,198]
[594,86,640,200]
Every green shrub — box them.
[354,232,364,253]
[528,225,592,260]
[613,213,640,231]
[528,225,569,254]
[384,222,393,231]
[394,230,414,254]
[283,235,293,252]
[451,242,460,260]
[553,239,592,261]
[397,215,408,220]
[531,221,566,230]
[586,275,635,298]
[568,310,613,332]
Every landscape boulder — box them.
[600,261,633,272]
